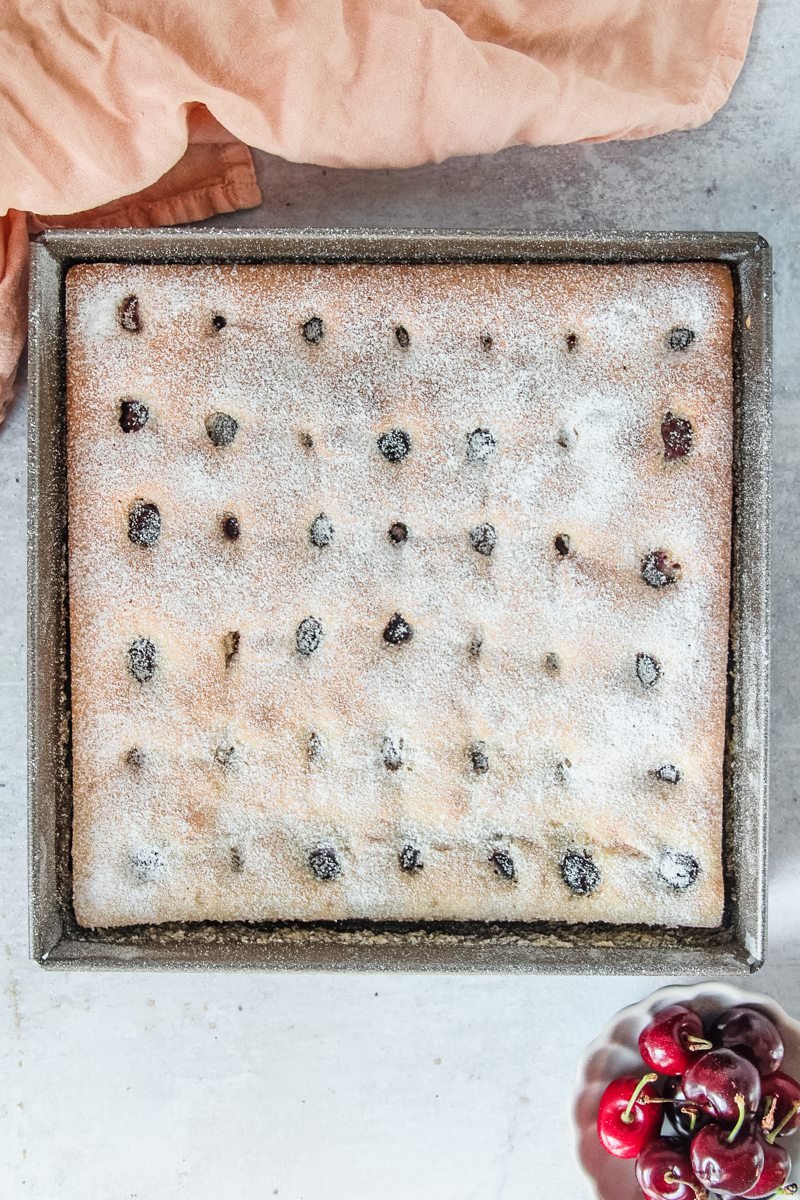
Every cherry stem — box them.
[776,1187,798,1197]
[762,1095,778,1133]
[766,1101,800,1144]
[621,1073,659,1124]
[664,1172,707,1200]
[685,1035,713,1052]
[680,1104,698,1133]
[728,1094,747,1144]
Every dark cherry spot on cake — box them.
[466,427,497,463]
[554,533,571,557]
[641,549,681,588]
[381,735,404,771]
[296,616,323,656]
[302,316,324,345]
[119,295,141,332]
[223,630,240,668]
[557,429,571,448]
[309,845,341,881]
[383,612,413,645]
[636,652,662,688]
[555,757,572,783]
[300,431,314,449]
[128,500,162,548]
[566,332,578,352]
[561,849,600,895]
[215,741,237,767]
[388,521,408,545]
[469,631,484,658]
[545,651,561,675]
[211,314,227,331]
[480,332,493,352]
[222,513,240,541]
[668,326,695,352]
[470,522,497,557]
[130,848,163,883]
[119,398,149,432]
[377,428,411,463]
[128,637,156,683]
[654,763,681,784]
[470,742,489,774]
[307,731,324,763]
[658,849,700,890]
[395,325,410,349]
[206,411,238,447]
[399,844,424,872]
[310,513,334,548]
[230,846,244,872]
[125,746,145,770]
[661,411,694,460]
[490,848,515,881]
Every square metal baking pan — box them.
[28,229,771,972]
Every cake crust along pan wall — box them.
[28,229,771,973]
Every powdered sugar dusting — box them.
[65,261,733,929]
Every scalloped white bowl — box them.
[574,983,800,1200]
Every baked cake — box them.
[65,260,734,929]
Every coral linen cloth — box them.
[0,0,758,419]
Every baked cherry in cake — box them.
[118,398,148,432]
[490,848,515,881]
[470,522,496,556]
[383,612,413,644]
[119,295,140,332]
[668,326,695,351]
[309,513,335,548]
[296,616,323,656]
[127,636,156,683]
[128,500,161,547]
[377,428,411,462]
[642,549,681,588]
[388,521,408,544]
[302,316,324,344]
[205,411,238,447]
[399,844,423,872]
[662,411,694,460]
[309,845,341,880]
[561,850,600,895]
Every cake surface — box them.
[65,260,733,929]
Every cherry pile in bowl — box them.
[597,1003,800,1198]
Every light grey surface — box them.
[1,0,798,1195]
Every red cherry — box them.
[760,1072,800,1139]
[690,1103,765,1195]
[639,1005,713,1075]
[597,1073,663,1158]
[739,1135,796,1197]
[683,1050,761,1122]
[711,1006,785,1076]
[635,1136,709,1199]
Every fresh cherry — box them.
[597,1073,662,1159]
[739,1135,796,1197]
[683,1050,761,1122]
[710,1006,784,1077]
[663,1077,706,1140]
[760,1071,800,1139]
[690,1097,765,1195]
[639,1005,713,1075]
[635,1137,708,1200]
